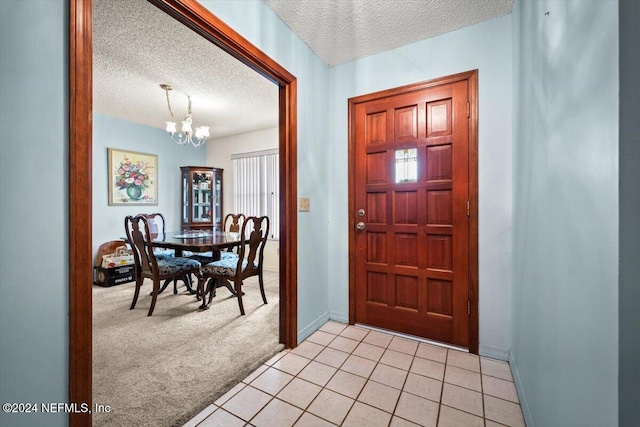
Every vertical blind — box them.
[232,149,279,239]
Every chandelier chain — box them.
[165,89,175,118]
[165,89,193,117]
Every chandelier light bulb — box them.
[181,115,193,134]
[195,126,210,139]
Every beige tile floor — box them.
[184,321,526,427]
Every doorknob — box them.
[356,222,366,231]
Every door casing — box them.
[347,70,479,353]
[69,0,298,425]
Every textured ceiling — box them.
[94,0,513,138]
[93,0,278,139]
[264,0,513,66]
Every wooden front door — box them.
[349,71,478,350]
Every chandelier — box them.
[160,84,210,147]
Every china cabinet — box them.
[180,166,223,231]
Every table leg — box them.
[182,274,198,295]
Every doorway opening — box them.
[69,0,298,425]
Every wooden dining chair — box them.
[223,213,245,254]
[224,213,245,233]
[197,216,269,315]
[125,214,201,316]
[140,212,175,260]
[189,213,245,264]
[222,213,246,254]
[139,212,191,296]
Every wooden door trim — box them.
[69,1,298,425]
[69,2,93,426]
[347,70,479,353]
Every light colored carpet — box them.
[93,270,281,427]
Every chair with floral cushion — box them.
[197,216,269,315]
[188,213,244,299]
[140,212,192,296]
[125,214,201,316]
[141,213,175,260]
[188,213,245,264]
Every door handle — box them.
[356,222,366,231]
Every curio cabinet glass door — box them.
[180,166,223,231]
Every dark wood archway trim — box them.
[69,1,298,425]
[347,70,479,354]
[69,1,93,426]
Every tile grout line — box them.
[342,328,395,426]
[479,353,486,426]
[293,324,356,426]
[300,330,485,424]
[198,323,523,427]
[434,347,450,427]
[441,352,488,422]
[275,329,351,425]
[356,323,468,352]
[193,346,291,425]
[325,324,373,426]
[306,325,402,426]
[244,384,280,426]
[385,339,420,427]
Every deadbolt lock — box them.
[357,209,365,217]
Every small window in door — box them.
[395,148,418,183]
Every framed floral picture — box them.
[108,148,158,205]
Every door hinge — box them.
[466,201,470,217]
[466,102,470,118]
[468,299,471,315]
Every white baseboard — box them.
[479,343,511,361]
[480,345,533,426]
[510,351,534,427]
[297,311,329,344]
[328,311,348,323]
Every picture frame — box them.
[108,148,158,205]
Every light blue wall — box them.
[1,1,630,426]
[199,1,331,341]
[92,113,205,257]
[618,1,640,425]
[327,15,514,355]
[511,1,619,426]
[0,1,68,427]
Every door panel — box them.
[394,105,419,142]
[351,77,472,348]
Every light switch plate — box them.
[299,197,310,212]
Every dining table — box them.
[127,229,243,306]
[151,230,242,258]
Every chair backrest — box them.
[139,212,166,239]
[124,214,158,274]
[238,216,269,274]
[223,213,245,233]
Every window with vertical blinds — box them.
[232,149,279,239]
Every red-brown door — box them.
[349,72,477,349]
